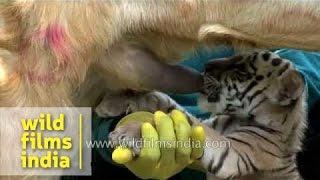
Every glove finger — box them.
[124,122,160,179]
[112,146,134,164]
[112,123,160,165]
[170,110,192,164]
[139,122,161,164]
[154,111,176,167]
[191,125,205,160]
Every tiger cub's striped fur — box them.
[107,50,307,180]
[198,51,306,180]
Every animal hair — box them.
[0,1,319,179]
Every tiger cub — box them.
[198,51,306,180]
[108,51,307,180]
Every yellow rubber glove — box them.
[112,110,205,179]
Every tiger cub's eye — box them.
[207,86,221,102]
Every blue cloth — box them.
[93,47,320,179]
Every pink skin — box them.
[27,23,71,84]
[45,23,71,67]
[32,23,71,67]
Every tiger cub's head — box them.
[199,51,305,116]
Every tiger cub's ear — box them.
[265,69,305,106]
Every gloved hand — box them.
[111,110,205,179]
